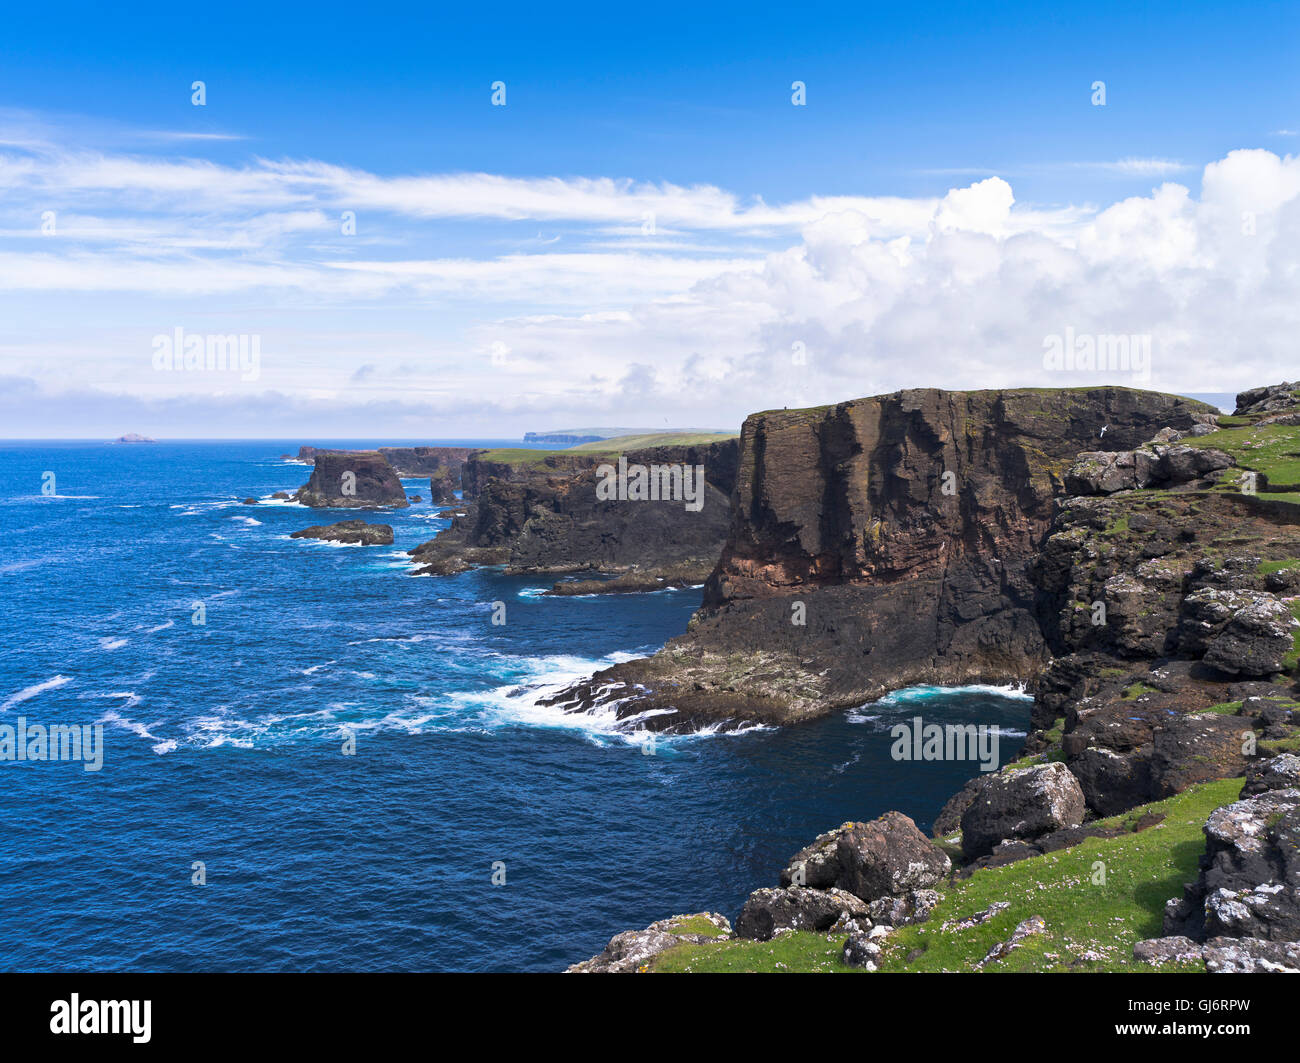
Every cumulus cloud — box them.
[0,117,1296,434]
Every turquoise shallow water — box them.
[0,440,1030,971]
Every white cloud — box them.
[0,120,1297,434]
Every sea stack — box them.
[295,450,409,508]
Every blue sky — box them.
[1,1,1298,436]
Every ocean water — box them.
[0,441,1031,972]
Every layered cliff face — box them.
[408,441,739,583]
[295,450,409,508]
[546,387,1216,730]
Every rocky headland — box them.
[547,386,1217,731]
[406,439,740,587]
[567,382,1300,974]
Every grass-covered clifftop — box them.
[649,778,1242,973]
[479,431,738,465]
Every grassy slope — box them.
[478,431,738,465]
[651,777,1243,973]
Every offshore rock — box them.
[295,451,408,509]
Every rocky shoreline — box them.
[568,382,1300,974]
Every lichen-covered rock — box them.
[781,811,950,901]
[959,762,1086,859]
[1068,745,1152,816]
[1202,595,1300,676]
[1241,753,1300,797]
[1133,936,1205,967]
[1236,381,1300,418]
[977,915,1046,967]
[1179,588,1298,675]
[1163,788,1300,942]
[842,931,881,969]
[867,888,940,927]
[1064,445,1231,495]
[734,886,871,941]
[1203,936,1300,973]
[565,912,731,973]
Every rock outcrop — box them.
[290,520,394,546]
[295,451,408,509]
[548,386,1215,730]
[408,440,740,584]
[779,812,951,898]
[958,762,1086,859]
[1162,786,1300,943]
[565,913,731,973]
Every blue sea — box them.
[0,441,1031,972]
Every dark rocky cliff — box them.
[570,383,1300,975]
[295,450,409,508]
[546,387,1216,729]
[409,440,740,586]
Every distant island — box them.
[112,433,156,444]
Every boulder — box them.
[1149,714,1251,798]
[1235,381,1300,418]
[1163,788,1300,942]
[1068,745,1152,816]
[1241,753,1300,797]
[867,888,940,927]
[1203,595,1299,676]
[734,886,871,941]
[1133,936,1205,967]
[290,520,395,546]
[933,777,983,837]
[1179,588,1298,675]
[781,812,950,900]
[1064,446,1232,495]
[976,915,1046,967]
[842,931,882,969]
[1203,936,1300,973]
[959,762,1086,859]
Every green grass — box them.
[1259,558,1300,575]
[659,914,731,939]
[651,777,1244,973]
[1122,681,1159,700]
[1184,422,1300,492]
[1204,701,1243,715]
[569,431,737,452]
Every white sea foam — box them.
[97,637,128,651]
[1,674,73,710]
[845,683,1034,724]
